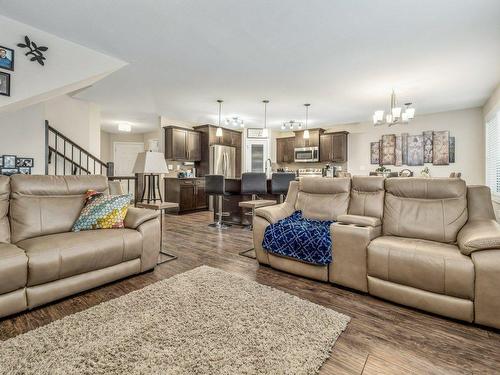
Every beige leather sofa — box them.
[0,175,160,319]
[254,176,500,329]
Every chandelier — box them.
[281,120,303,131]
[225,116,244,128]
[373,90,415,126]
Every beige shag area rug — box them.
[0,266,350,374]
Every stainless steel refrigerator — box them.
[210,145,236,178]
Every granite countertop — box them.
[164,176,204,179]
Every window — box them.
[486,110,500,198]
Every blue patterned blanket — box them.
[262,211,334,265]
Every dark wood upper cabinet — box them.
[164,126,201,161]
[187,131,201,161]
[276,137,295,163]
[294,129,323,148]
[320,134,332,162]
[319,131,348,163]
[331,132,348,162]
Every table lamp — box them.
[132,151,168,203]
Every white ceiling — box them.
[1,0,499,133]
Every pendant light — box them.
[216,100,223,137]
[262,99,269,138]
[303,103,311,139]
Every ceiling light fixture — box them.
[303,104,311,139]
[216,99,223,137]
[225,117,244,128]
[262,99,269,138]
[373,89,415,126]
[118,123,132,132]
[281,120,303,130]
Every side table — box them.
[136,201,179,265]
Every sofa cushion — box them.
[0,176,10,243]
[368,236,474,300]
[295,177,350,221]
[0,243,27,295]
[348,176,385,219]
[17,229,142,287]
[9,175,109,243]
[383,178,468,243]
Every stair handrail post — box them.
[44,120,49,175]
[106,162,114,177]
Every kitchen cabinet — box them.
[276,137,295,163]
[164,126,201,161]
[210,127,241,147]
[164,178,207,212]
[319,131,348,163]
[187,131,201,161]
[294,129,323,148]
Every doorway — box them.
[113,142,145,176]
[245,139,270,176]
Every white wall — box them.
[0,103,45,174]
[0,94,103,175]
[0,14,125,113]
[44,95,102,157]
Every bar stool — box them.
[271,172,296,203]
[238,172,276,229]
[205,175,231,229]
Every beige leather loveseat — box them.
[254,176,500,329]
[0,175,160,319]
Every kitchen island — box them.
[164,177,207,213]
[217,178,278,225]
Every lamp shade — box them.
[132,151,168,174]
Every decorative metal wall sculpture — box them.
[371,130,455,166]
[17,36,48,66]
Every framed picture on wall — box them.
[0,72,10,97]
[449,137,456,163]
[0,46,14,71]
[423,131,433,163]
[407,135,424,166]
[2,155,16,168]
[16,158,34,168]
[18,167,31,175]
[1,168,18,176]
[381,134,396,165]
[370,142,380,164]
[433,131,450,165]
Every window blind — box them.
[485,111,500,196]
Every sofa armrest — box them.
[124,207,160,229]
[255,203,294,224]
[457,219,500,255]
[337,214,381,227]
[330,222,381,292]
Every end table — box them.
[136,201,179,264]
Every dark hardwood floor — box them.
[1,211,499,374]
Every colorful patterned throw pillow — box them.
[72,190,131,232]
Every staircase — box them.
[44,120,113,176]
[44,120,139,200]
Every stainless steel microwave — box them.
[294,147,319,162]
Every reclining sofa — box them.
[0,174,161,319]
[254,176,500,329]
